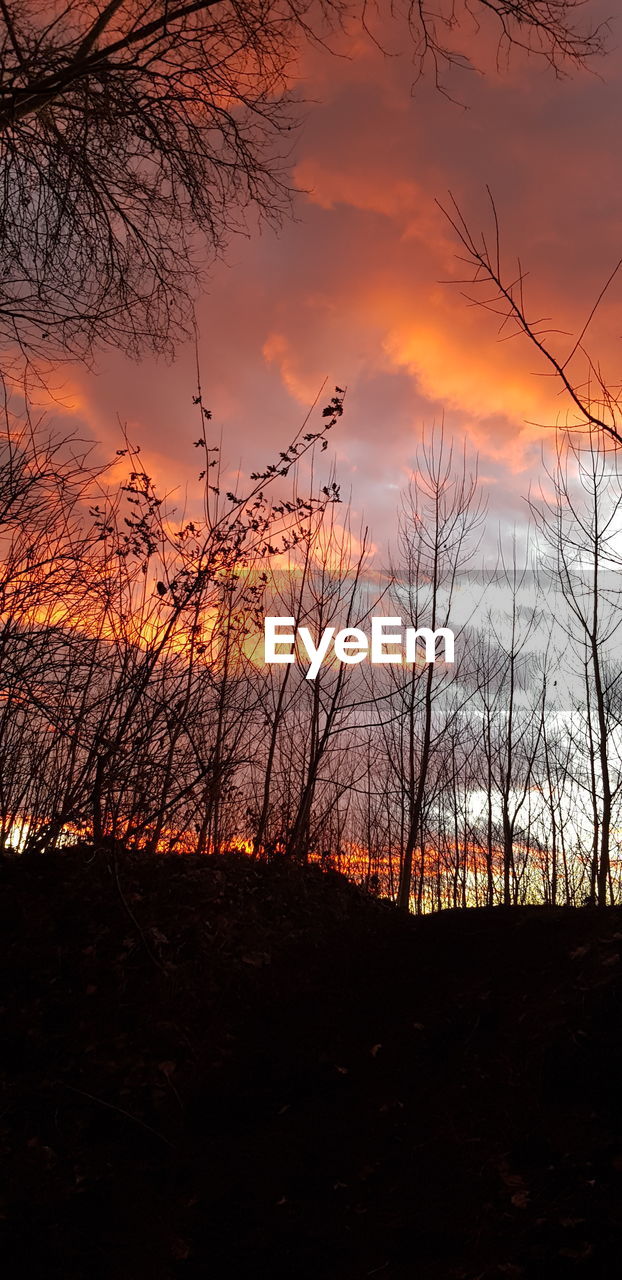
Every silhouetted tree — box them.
[0,1,605,361]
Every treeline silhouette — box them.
[2,384,622,910]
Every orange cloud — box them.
[262,332,325,405]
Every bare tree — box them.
[0,1,605,361]
[392,427,484,910]
[531,434,622,905]
[0,377,342,850]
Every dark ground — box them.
[2,852,622,1279]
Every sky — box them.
[44,0,622,563]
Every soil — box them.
[2,850,622,1279]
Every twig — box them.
[109,850,167,973]
[58,1082,174,1147]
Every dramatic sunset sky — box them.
[51,0,622,558]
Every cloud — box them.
[52,3,622,556]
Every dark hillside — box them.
[2,852,622,1278]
